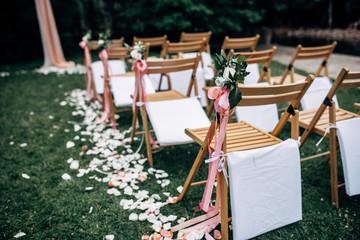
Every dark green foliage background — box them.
[1,0,360,62]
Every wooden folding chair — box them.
[89,37,125,50]
[133,35,168,57]
[272,41,337,85]
[180,31,212,54]
[130,55,209,166]
[101,45,154,120]
[297,68,360,208]
[160,40,206,59]
[178,75,314,240]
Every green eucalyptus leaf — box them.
[228,87,242,110]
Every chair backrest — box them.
[221,34,260,53]
[299,68,360,147]
[237,75,315,137]
[278,41,337,84]
[89,37,124,50]
[133,35,168,56]
[180,31,212,54]
[229,46,277,84]
[146,54,201,97]
[160,40,206,60]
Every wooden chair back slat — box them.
[89,37,124,50]
[221,34,260,52]
[180,31,211,53]
[161,40,205,59]
[133,35,167,47]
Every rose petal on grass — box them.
[70,160,79,169]
[9,141,14,145]
[85,187,93,191]
[22,174,30,179]
[14,232,26,238]
[105,235,114,240]
[48,115,54,119]
[177,186,183,193]
[62,173,71,181]
[20,143,27,147]
[129,213,138,221]
[89,206,93,214]
[66,141,75,148]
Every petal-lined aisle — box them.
[61,89,207,240]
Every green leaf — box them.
[228,87,242,110]
[220,50,227,64]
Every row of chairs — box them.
[81,32,360,239]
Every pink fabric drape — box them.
[35,0,74,68]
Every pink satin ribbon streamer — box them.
[171,86,231,239]
[95,49,116,129]
[132,60,158,146]
[132,60,148,112]
[79,41,102,102]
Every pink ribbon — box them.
[132,60,159,147]
[95,49,116,129]
[132,60,148,112]
[171,86,231,239]
[79,41,102,102]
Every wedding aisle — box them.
[1,60,359,239]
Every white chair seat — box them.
[92,60,126,94]
[227,139,302,240]
[299,76,339,110]
[235,82,279,133]
[146,98,210,145]
[110,75,155,107]
[336,118,360,196]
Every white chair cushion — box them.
[336,118,360,196]
[110,75,155,107]
[299,76,339,110]
[91,60,126,94]
[244,63,260,85]
[235,82,279,133]
[227,139,302,240]
[146,98,210,145]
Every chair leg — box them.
[140,105,154,167]
[220,171,229,240]
[207,99,215,117]
[329,103,339,208]
[179,120,216,200]
[130,106,139,145]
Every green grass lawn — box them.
[0,55,359,240]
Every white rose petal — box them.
[129,213,138,221]
[22,174,30,179]
[105,235,114,240]
[66,141,75,148]
[177,186,183,193]
[48,115,54,119]
[74,124,81,132]
[62,173,71,181]
[14,232,26,238]
[70,160,79,169]
[20,143,27,147]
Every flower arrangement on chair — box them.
[171,51,249,239]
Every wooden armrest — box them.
[354,103,360,109]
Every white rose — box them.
[131,50,138,59]
[135,53,142,60]
[223,67,236,79]
[215,76,225,87]
[98,39,104,45]
[134,45,141,51]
